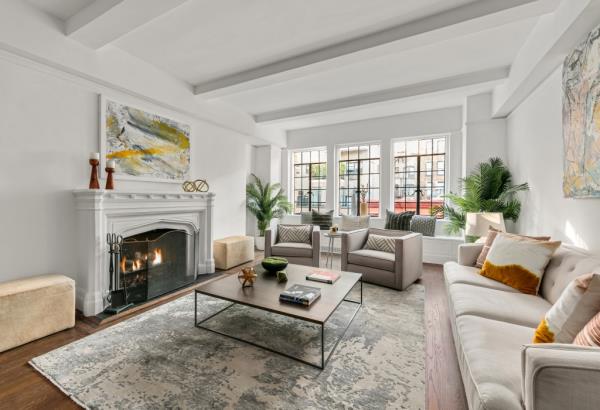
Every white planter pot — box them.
[255,236,265,251]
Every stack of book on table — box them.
[306,269,340,284]
[279,284,321,306]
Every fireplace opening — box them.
[118,228,194,304]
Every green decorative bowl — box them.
[261,257,288,273]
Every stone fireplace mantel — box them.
[73,189,215,316]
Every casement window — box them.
[291,148,327,214]
[338,143,381,216]
[393,136,446,217]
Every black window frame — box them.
[338,143,381,217]
[393,136,446,218]
[291,148,327,214]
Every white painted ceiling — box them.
[25,0,556,132]
[26,0,94,21]
[114,0,480,84]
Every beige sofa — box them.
[341,228,423,290]
[445,243,600,410]
[265,224,321,267]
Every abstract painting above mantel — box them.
[100,96,191,182]
[563,25,600,198]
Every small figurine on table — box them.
[238,267,257,288]
[276,270,288,283]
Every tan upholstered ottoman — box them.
[0,274,75,352]
[213,236,255,270]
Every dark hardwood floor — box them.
[0,258,467,410]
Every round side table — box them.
[324,231,342,268]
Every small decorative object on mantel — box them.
[238,266,257,288]
[89,152,100,189]
[182,179,209,192]
[105,159,116,190]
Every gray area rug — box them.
[30,283,425,409]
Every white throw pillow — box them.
[340,215,370,231]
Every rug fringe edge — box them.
[28,359,89,410]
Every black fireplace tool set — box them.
[104,233,134,314]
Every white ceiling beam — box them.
[66,0,189,49]
[194,0,558,99]
[254,66,509,123]
[492,0,600,117]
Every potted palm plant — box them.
[246,174,292,250]
[441,157,529,238]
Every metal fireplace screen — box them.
[119,229,193,303]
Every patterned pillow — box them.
[533,273,600,343]
[410,215,436,237]
[311,210,333,230]
[574,310,600,347]
[475,228,551,268]
[385,210,414,231]
[340,215,370,231]
[277,224,312,244]
[480,233,561,295]
[363,234,398,253]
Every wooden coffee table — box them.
[194,264,362,369]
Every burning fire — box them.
[152,249,162,266]
[119,249,162,273]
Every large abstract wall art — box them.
[101,97,191,182]
[563,26,600,198]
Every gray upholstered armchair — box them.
[265,224,321,267]
[341,228,422,290]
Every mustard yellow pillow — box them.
[480,233,560,295]
[534,273,600,343]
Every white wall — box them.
[285,107,464,216]
[507,67,600,251]
[0,53,252,283]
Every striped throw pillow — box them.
[363,234,398,253]
[533,273,600,343]
[385,210,414,231]
[277,225,312,244]
[311,210,333,230]
[480,233,560,295]
[574,310,600,347]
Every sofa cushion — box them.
[409,215,436,237]
[456,315,534,410]
[475,227,551,268]
[444,261,519,293]
[534,273,600,343]
[541,245,600,304]
[311,209,333,230]
[340,215,370,231]
[480,233,561,295]
[449,283,551,327]
[271,242,312,258]
[384,209,413,230]
[347,249,394,271]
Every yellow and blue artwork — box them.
[563,25,600,198]
[104,98,190,181]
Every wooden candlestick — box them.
[105,167,115,190]
[89,159,100,189]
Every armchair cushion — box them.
[271,242,313,258]
[348,249,395,271]
[340,215,370,231]
[277,224,312,244]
